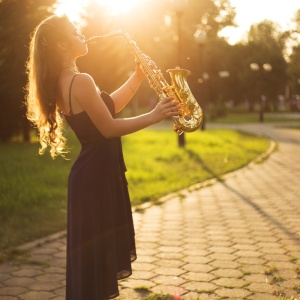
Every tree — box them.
[0,0,55,142]
[242,20,288,111]
[286,9,300,109]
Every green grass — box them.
[123,128,269,204]
[0,127,269,256]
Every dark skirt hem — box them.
[106,256,137,300]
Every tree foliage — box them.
[0,0,55,142]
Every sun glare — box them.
[54,0,89,24]
[54,0,141,23]
[97,0,140,16]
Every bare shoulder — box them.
[73,73,99,98]
[73,73,96,88]
[71,73,102,111]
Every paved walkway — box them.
[0,122,300,300]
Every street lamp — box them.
[194,28,207,82]
[194,27,207,130]
[250,63,272,122]
[170,0,188,147]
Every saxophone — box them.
[86,31,203,135]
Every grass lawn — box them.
[0,127,270,257]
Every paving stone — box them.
[244,274,268,283]
[182,263,213,273]
[158,246,184,253]
[182,248,210,256]
[19,291,55,300]
[213,277,247,288]
[209,246,236,254]
[135,255,157,264]
[120,278,155,289]
[154,259,185,268]
[235,250,261,258]
[181,281,217,293]
[0,287,28,296]
[263,253,291,261]
[11,268,44,278]
[211,268,244,278]
[183,291,219,300]
[182,256,212,264]
[130,271,156,280]
[181,272,215,282]
[30,248,57,255]
[151,284,187,297]
[247,292,278,300]
[236,257,266,265]
[52,287,65,296]
[29,281,63,292]
[0,272,12,282]
[132,262,156,271]
[156,252,184,260]
[136,248,157,256]
[45,266,66,275]
[265,261,297,270]
[118,287,150,299]
[35,273,65,283]
[210,260,240,269]
[152,275,186,286]
[158,239,183,246]
[183,243,208,250]
[247,282,275,293]
[215,287,251,298]
[209,253,238,261]
[2,277,36,287]
[153,267,186,276]
[257,242,284,249]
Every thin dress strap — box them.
[68,74,80,115]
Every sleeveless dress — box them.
[65,75,136,300]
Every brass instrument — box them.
[86,31,203,135]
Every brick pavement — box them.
[0,122,300,300]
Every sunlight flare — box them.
[54,0,89,23]
[54,0,141,23]
[97,0,140,16]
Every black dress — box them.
[65,75,136,300]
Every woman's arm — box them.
[110,62,145,113]
[73,73,180,139]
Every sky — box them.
[54,0,300,44]
[220,0,300,44]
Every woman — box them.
[25,15,180,300]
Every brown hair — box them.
[25,15,76,158]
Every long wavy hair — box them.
[25,15,77,159]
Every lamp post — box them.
[250,63,272,122]
[194,28,207,81]
[170,0,188,147]
[194,27,207,130]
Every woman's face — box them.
[66,22,88,58]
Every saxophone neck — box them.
[85,30,130,43]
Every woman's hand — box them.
[150,97,181,124]
[134,60,146,80]
[134,55,156,80]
